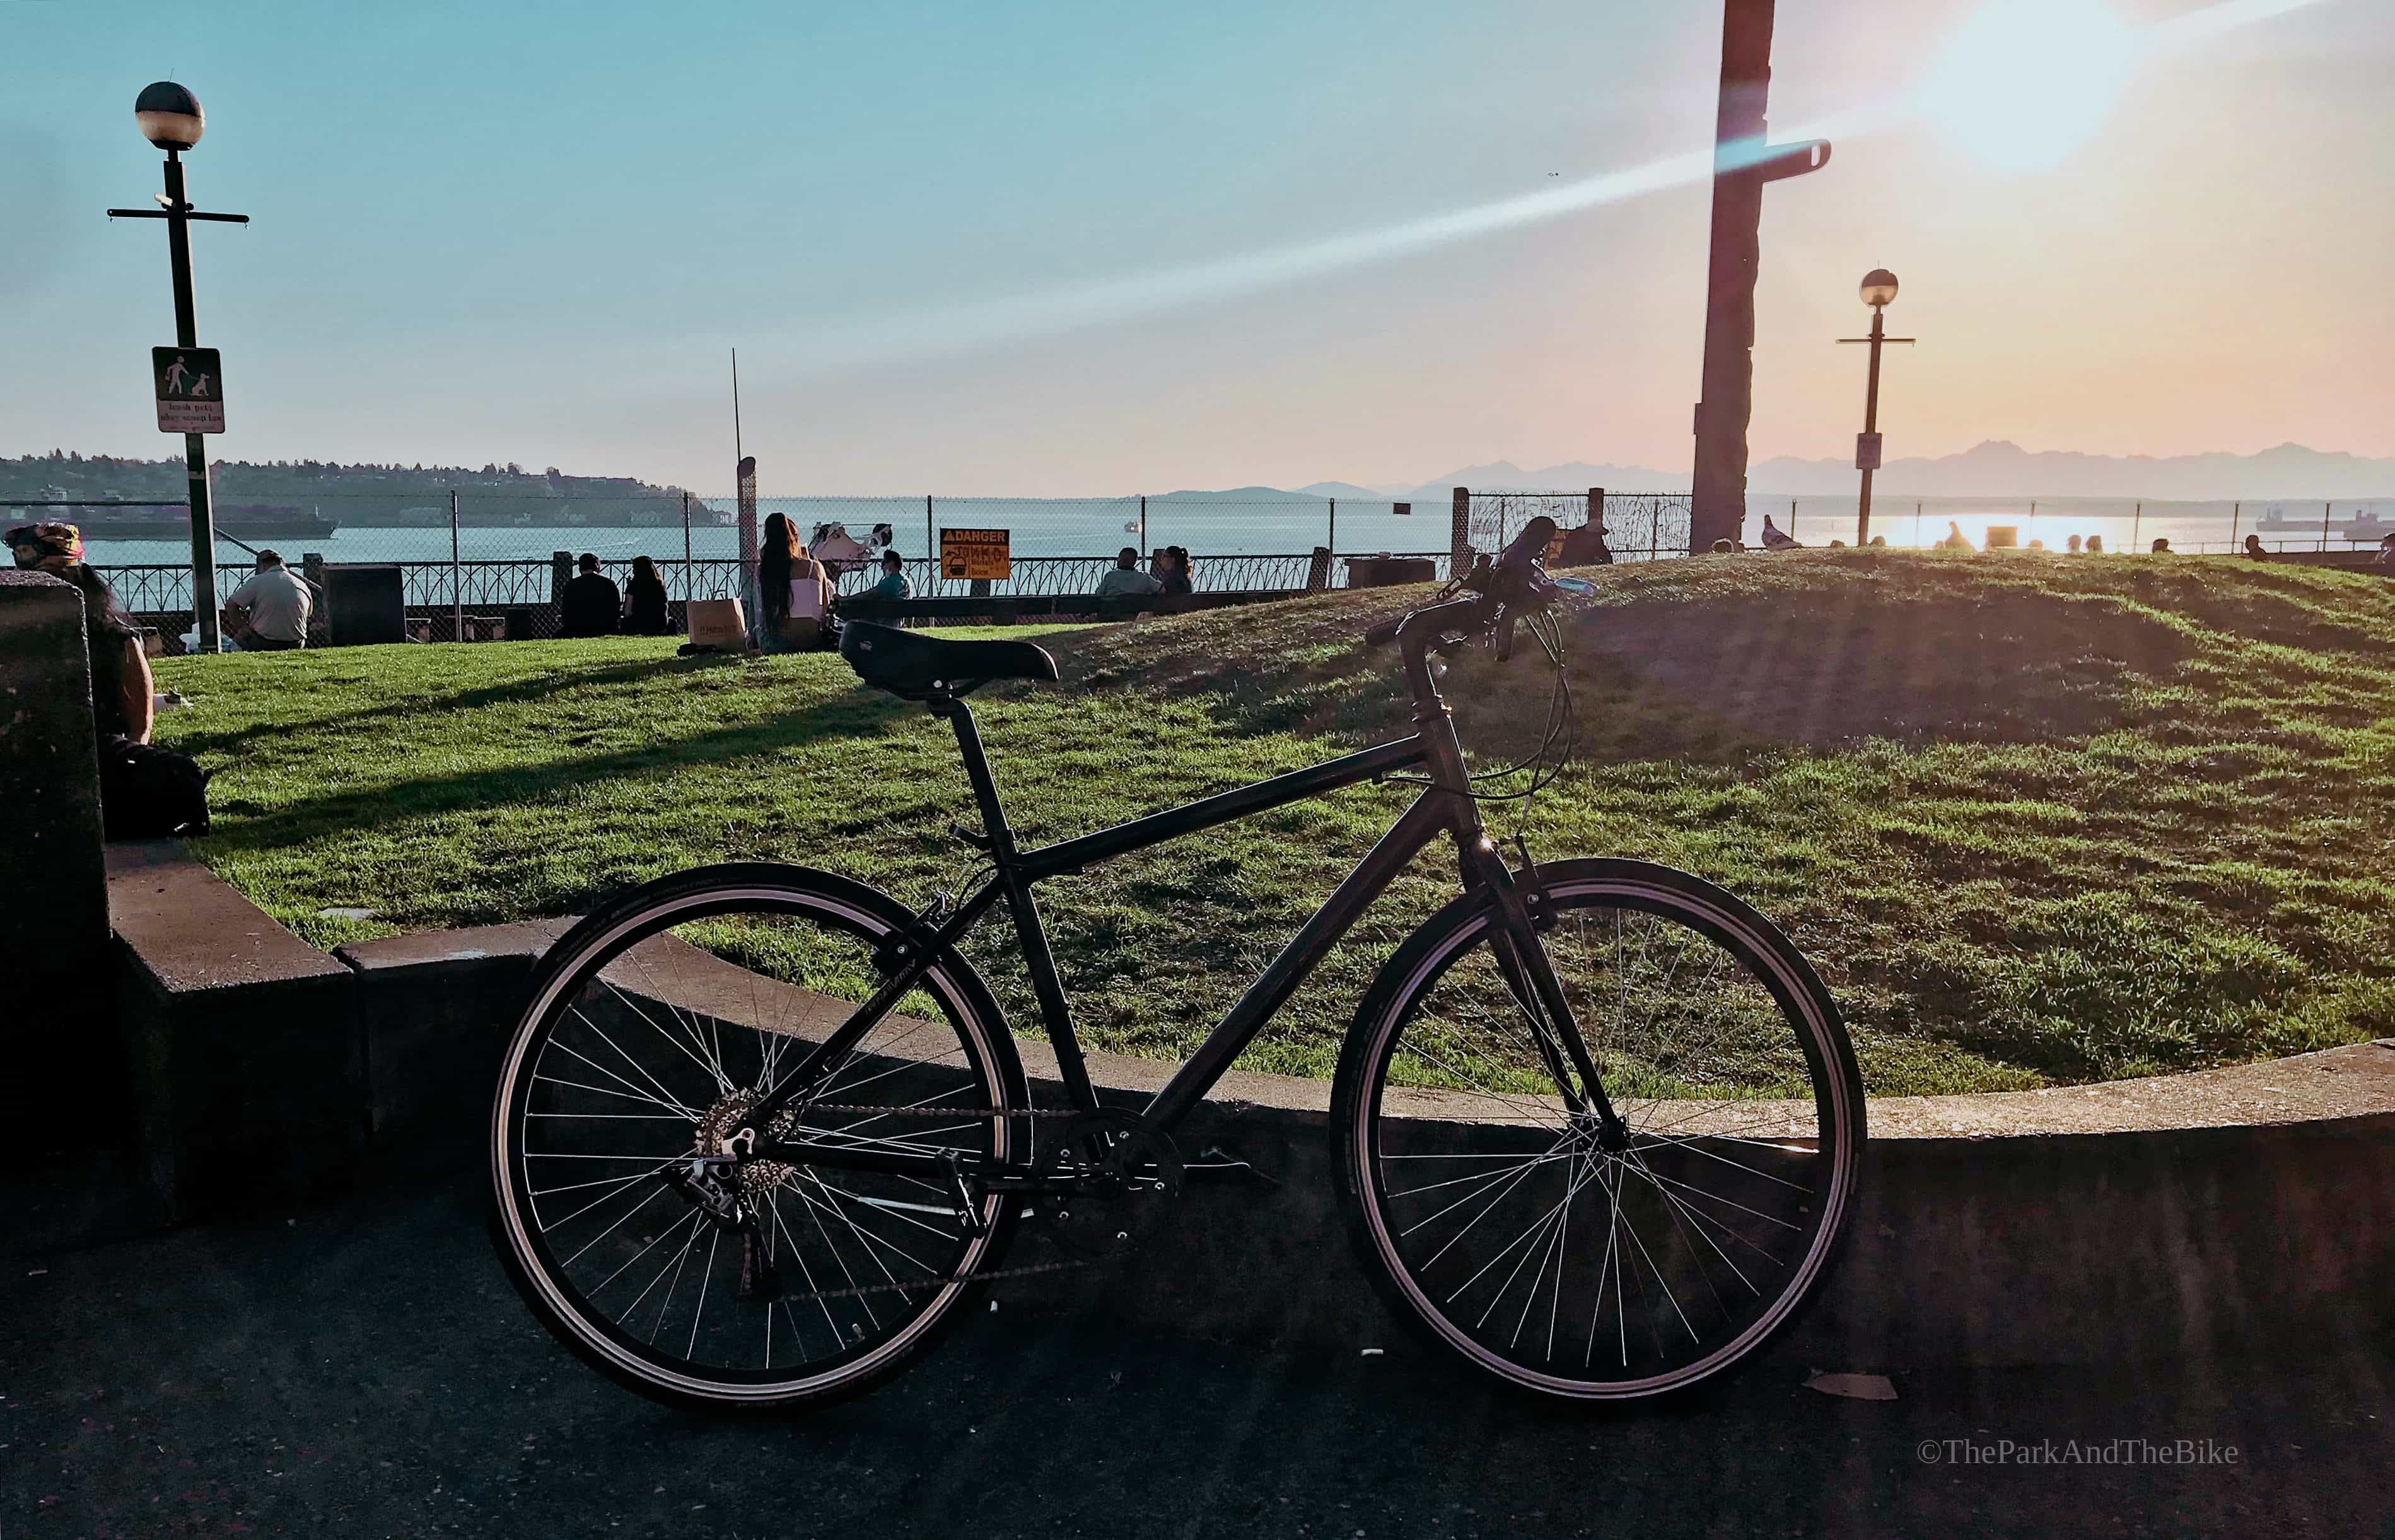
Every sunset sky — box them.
[3,0,2387,493]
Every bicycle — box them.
[488,519,1865,1411]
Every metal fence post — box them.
[449,490,462,642]
[1139,494,1148,556]
[925,494,935,592]
[2133,502,2142,551]
[1327,497,1336,561]
[2230,502,2240,551]
[1788,497,1797,542]
[681,490,694,607]
[2321,500,2331,552]
[1450,487,1470,578]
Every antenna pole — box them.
[731,347,744,463]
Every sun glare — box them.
[1916,0,2140,175]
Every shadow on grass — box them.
[168,651,740,759]
[199,681,913,860]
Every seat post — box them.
[931,694,1017,858]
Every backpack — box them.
[97,735,213,839]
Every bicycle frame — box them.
[735,595,1623,1178]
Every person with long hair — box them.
[759,513,835,651]
[757,512,799,649]
[623,554,672,634]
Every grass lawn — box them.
[153,551,2395,1095]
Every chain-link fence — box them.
[1463,489,1691,564]
[46,484,2384,648]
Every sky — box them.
[2,0,2389,494]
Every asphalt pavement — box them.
[4,1172,2391,1539]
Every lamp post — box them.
[1838,268,1911,547]
[108,82,248,653]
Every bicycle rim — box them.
[491,878,1020,1408]
[1341,865,1862,1400]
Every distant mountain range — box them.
[1334,442,2395,503]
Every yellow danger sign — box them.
[941,527,1011,581]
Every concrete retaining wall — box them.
[95,851,2395,1364]
[0,570,114,1155]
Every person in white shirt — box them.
[223,551,313,650]
[1094,546,1163,599]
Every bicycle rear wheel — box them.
[1332,858,1863,1403]
[489,864,1024,1413]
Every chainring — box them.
[1034,1109,1184,1259]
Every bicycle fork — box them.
[1467,832,1631,1150]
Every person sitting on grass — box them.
[2086,534,2104,552]
[1556,521,1612,566]
[1158,546,1195,595]
[8,521,152,744]
[2068,534,2083,554]
[221,549,312,650]
[870,550,913,600]
[2376,532,2393,568]
[1095,545,1163,598]
[2151,537,2172,554]
[559,552,620,638]
[2244,534,2270,562]
[622,555,672,634]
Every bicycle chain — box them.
[760,1255,1097,1306]
[783,1101,1085,1121]
[745,1100,1102,1307]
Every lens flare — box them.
[1916,0,2140,176]
[766,0,2331,374]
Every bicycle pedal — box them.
[1185,1145,1279,1189]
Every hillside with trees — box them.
[0,452,708,527]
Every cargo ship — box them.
[2252,506,2391,540]
[62,504,342,543]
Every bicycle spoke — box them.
[1353,874,1855,1399]
[495,885,1017,1405]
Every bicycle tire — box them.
[488,862,1027,1415]
[1332,857,1865,1404]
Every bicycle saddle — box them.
[839,621,1059,700]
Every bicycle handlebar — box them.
[1365,515,1561,655]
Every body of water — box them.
[71,493,2394,568]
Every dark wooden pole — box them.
[1691,0,1779,555]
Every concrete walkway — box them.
[4,1174,2391,1539]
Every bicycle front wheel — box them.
[489,863,1025,1414]
[1332,858,1863,1403]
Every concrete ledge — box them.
[1000,1041,2395,1366]
[337,918,573,1157]
[0,569,113,1156]
[106,841,364,1217]
[81,858,2395,1365]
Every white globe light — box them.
[135,81,206,151]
